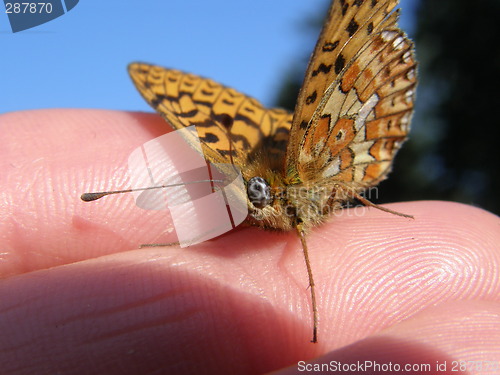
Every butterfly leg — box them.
[296,223,318,343]
[348,189,414,219]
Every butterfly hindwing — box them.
[287,0,402,171]
[285,0,415,190]
[297,28,416,186]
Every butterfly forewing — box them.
[128,63,293,168]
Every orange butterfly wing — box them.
[128,63,292,166]
[286,0,416,189]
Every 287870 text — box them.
[5,2,53,14]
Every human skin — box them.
[1,109,499,375]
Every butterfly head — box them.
[247,176,272,209]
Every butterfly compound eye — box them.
[247,177,272,209]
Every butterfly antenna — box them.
[81,179,224,202]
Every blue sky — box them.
[1,0,418,114]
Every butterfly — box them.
[82,0,417,343]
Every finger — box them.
[2,110,500,373]
[0,247,315,375]
[307,200,500,347]
[2,110,500,347]
[1,207,498,375]
[0,109,174,276]
[274,300,500,375]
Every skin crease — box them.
[1,109,499,375]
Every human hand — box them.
[1,109,499,375]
